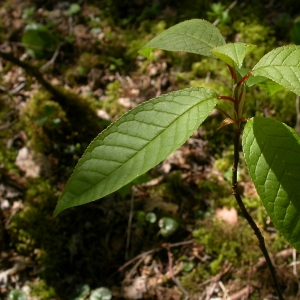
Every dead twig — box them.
[254,248,294,270]
[230,286,253,300]
[119,240,195,273]
[125,186,135,260]
[218,281,230,299]
[199,262,232,299]
[166,244,190,299]
[213,0,238,26]
[39,43,63,72]
[118,248,160,273]
[162,239,194,248]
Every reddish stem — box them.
[217,108,233,120]
[238,72,252,86]
[218,95,235,103]
[227,64,237,81]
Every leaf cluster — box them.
[56,19,300,255]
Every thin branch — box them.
[40,42,63,72]
[218,95,235,103]
[213,0,238,26]
[119,240,194,273]
[226,64,237,82]
[217,108,233,120]
[166,246,190,299]
[237,72,252,86]
[218,281,230,299]
[162,239,194,248]
[118,248,160,272]
[125,187,135,260]
[232,128,284,300]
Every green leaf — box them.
[245,74,267,87]
[211,43,256,68]
[236,67,249,77]
[22,6,35,20]
[257,80,285,96]
[183,262,195,272]
[145,212,157,223]
[65,3,81,16]
[70,284,90,300]
[252,45,300,95]
[54,88,217,215]
[139,19,226,59]
[243,117,300,251]
[236,68,267,87]
[158,217,179,237]
[22,23,55,58]
[89,287,112,300]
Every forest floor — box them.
[1,0,300,299]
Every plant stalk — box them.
[232,128,284,300]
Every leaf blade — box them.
[211,43,256,68]
[55,88,217,215]
[243,117,300,251]
[252,45,300,94]
[139,19,226,58]
[257,79,285,96]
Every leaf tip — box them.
[53,206,61,217]
[53,200,65,217]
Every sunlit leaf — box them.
[71,284,90,300]
[139,19,225,59]
[89,287,112,300]
[211,43,256,68]
[145,212,157,223]
[252,45,300,95]
[158,217,179,237]
[54,88,217,215]
[243,117,300,251]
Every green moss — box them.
[193,218,260,271]
[100,80,125,119]
[181,216,261,293]
[232,16,276,68]
[21,89,105,160]
[198,175,231,202]
[29,279,56,300]
[214,146,234,173]
[22,90,66,154]
[78,53,101,70]
[8,179,58,254]
[8,176,126,297]
[270,233,290,253]
[0,144,18,173]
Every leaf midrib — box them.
[65,94,216,200]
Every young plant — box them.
[55,19,300,298]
